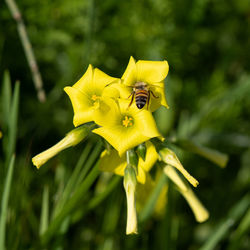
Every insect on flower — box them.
[127,82,159,110]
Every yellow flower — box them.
[99,141,158,184]
[64,65,119,127]
[115,56,169,112]
[93,98,161,156]
[159,148,199,187]
[0,131,2,139]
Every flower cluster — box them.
[32,57,209,235]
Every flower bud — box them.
[123,165,138,235]
[137,143,147,161]
[32,125,92,169]
[164,165,209,222]
[126,149,138,168]
[159,148,199,187]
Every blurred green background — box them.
[0,0,250,249]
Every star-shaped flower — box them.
[93,98,161,156]
[64,65,119,126]
[113,56,169,112]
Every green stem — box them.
[5,0,46,102]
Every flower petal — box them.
[121,56,137,86]
[64,86,94,126]
[149,82,169,112]
[93,126,150,156]
[136,60,169,83]
[99,149,126,175]
[137,167,146,184]
[108,82,131,99]
[134,109,162,138]
[94,98,121,127]
[73,64,94,90]
[93,68,118,91]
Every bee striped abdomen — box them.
[135,90,148,109]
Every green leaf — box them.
[1,71,12,128]
[41,162,100,244]
[6,82,20,166]
[173,139,228,167]
[52,142,93,218]
[0,155,15,250]
[200,194,250,250]
[39,186,49,236]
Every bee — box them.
[128,82,158,109]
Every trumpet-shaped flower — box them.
[64,65,119,127]
[99,141,158,184]
[32,125,92,169]
[116,56,169,112]
[93,98,161,156]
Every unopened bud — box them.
[159,148,199,187]
[32,125,92,169]
[123,165,138,235]
[137,143,146,161]
[126,149,138,168]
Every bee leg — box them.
[127,91,134,99]
[150,90,159,99]
[127,92,135,109]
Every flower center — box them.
[122,116,134,128]
[91,94,100,101]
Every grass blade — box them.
[173,139,228,167]
[200,194,250,250]
[52,143,93,218]
[1,71,11,128]
[6,81,19,166]
[0,155,15,250]
[41,162,100,244]
[39,185,49,236]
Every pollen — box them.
[91,94,99,101]
[122,116,133,127]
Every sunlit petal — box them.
[73,64,93,90]
[122,56,137,86]
[93,126,150,156]
[93,68,118,91]
[134,109,161,138]
[150,82,169,112]
[64,86,94,126]
[136,60,169,83]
